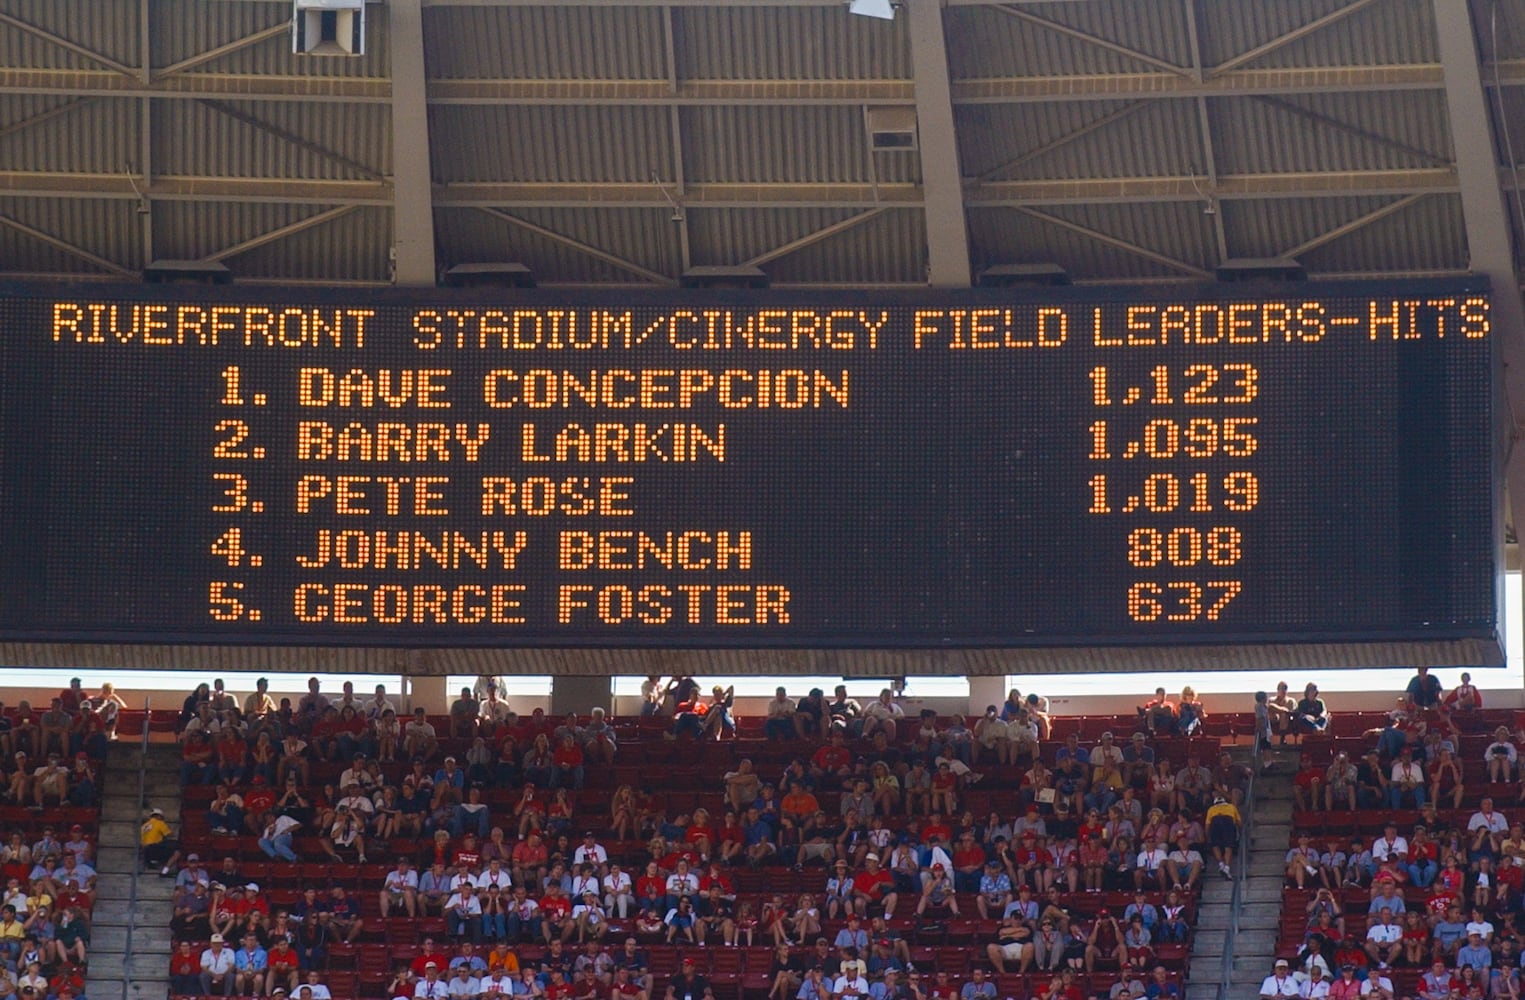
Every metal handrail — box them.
[1215,745,1259,1000]
[123,696,150,1000]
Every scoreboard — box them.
[0,279,1499,658]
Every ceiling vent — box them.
[977,263,1072,287]
[443,263,537,289]
[293,0,365,56]
[866,107,918,151]
[1215,257,1306,283]
[680,266,770,289]
[143,260,233,285]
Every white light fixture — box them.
[848,0,896,20]
[293,0,365,56]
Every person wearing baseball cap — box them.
[1259,959,1298,998]
[141,806,181,878]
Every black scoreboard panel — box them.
[0,280,1497,649]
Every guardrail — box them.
[123,696,150,1000]
[1216,748,1258,1000]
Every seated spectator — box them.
[1293,685,1329,734]
[1139,689,1176,738]
[1260,959,1300,998]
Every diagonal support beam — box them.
[975,102,1146,182]
[1209,0,1386,77]
[389,0,437,285]
[991,5,1192,77]
[1252,95,1452,166]
[198,99,385,181]
[1012,205,1213,277]
[0,213,134,276]
[1279,194,1428,258]
[745,208,890,267]
[205,205,361,262]
[476,207,674,284]
[158,24,290,80]
[0,97,94,140]
[909,0,971,287]
[0,11,139,80]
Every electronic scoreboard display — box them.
[0,279,1497,650]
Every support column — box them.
[550,676,614,718]
[907,0,970,287]
[968,676,1007,717]
[1433,0,1525,668]
[389,0,437,285]
[406,674,447,714]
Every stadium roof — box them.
[0,0,1520,296]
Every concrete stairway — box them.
[1184,745,1295,1000]
[86,741,184,1000]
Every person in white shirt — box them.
[1359,972,1394,999]
[447,968,480,1000]
[1486,727,1520,783]
[415,965,449,1000]
[664,864,699,907]
[201,936,237,996]
[1388,751,1425,810]
[603,864,634,918]
[300,971,333,1000]
[365,686,397,721]
[1469,798,1509,837]
[445,887,483,941]
[475,859,513,892]
[858,690,905,740]
[381,859,420,918]
[1364,908,1402,969]
[337,784,376,818]
[831,970,871,1000]
[570,867,600,901]
[1089,733,1125,770]
[337,755,374,791]
[572,893,608,940]
[1260,960,1301,999]
[574,833,609,872]
[1134,837,1169,891]
[1370,827,1408,864]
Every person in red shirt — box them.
[169,940,200,995]
[553,736,586,792]
[951,833,987,892]
[410,938,449,977]
[851,854,898,919]
[243,777,276,835]
[920,815,953,845]
[809,735,852,782]
[541,883,573,943]
[544,969,574,1000]
[635,863,666,903]
[1292,754,1324,813]
[684,812,716,861]
[267,938,300,994]
[453,833,482,873]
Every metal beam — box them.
[389,0,438,285]
[1011,206,1213,278]
[0,213,135,276]
[663,7,691,272]
[0,11,140,80]
[1182,0,1227,262]
[1208,0,1387,78]
[975,101,1146,182]
[157,24,290,79]
[205,205,361,262]
[908,0,970,287]
[475,207,674,284]
[989,5,1192,78]
[197,99,385,180]
[0,97,95,140]
[0,68,391,101]
[1434,0,1525,654]
[1251,95,1453,166]
[138,0,153,267]
[1279,193,1428,258]
[0,168,1475,208]
[951,64,1447,102]
[745,208,891,267]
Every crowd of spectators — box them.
[0,680,112,1000]
[147,675,1229,1000]
[1266,667,1525,1000]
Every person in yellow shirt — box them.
[1205,795,1242,880]
[140,807,182,877]
[0,902,25,967]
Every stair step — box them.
[97,846,140,870]
[88,953,174,980]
